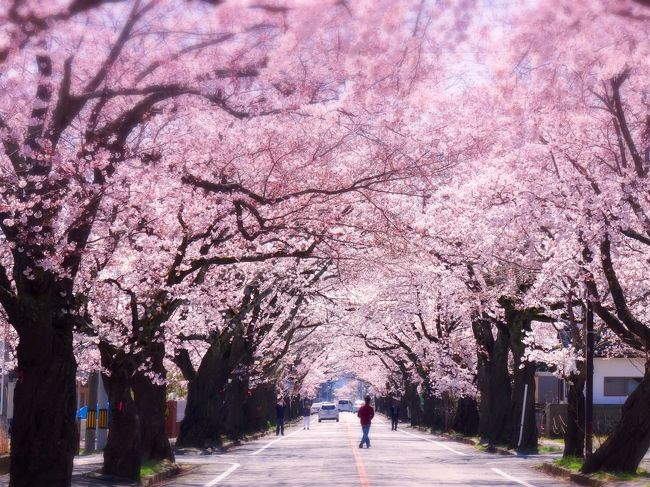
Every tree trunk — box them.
[564,371,585,458]
[221,330,253,440]
[508,362,537,451]
[176,341,230,448]
[473,317,511,445]
[452,396,480,436]
[506,307,538,452]
[582,366,650,474]
[405,382,422,426]
[10,304,78,487]
[99,345,141,482]
[223,375,249,440]
[245,384,275,432]
[132,342,173,462]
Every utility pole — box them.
[0,322,6,421]
[85,372,98,454]
[585,301,594,455]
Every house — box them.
[593,357,644,405]
[536,357,645,436]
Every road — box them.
[6,413,648,486]
[161,413,569,487]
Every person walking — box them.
[390,403,400,431]
[357,395,374,448]
[303,400,311,430]
[276,396,286,436]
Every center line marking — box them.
[346,421,370,487]
[397,428,468,456]
[203,462,240,486]
[491,467,537,487]
[249,428,302,455]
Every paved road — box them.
[4,413,648,486]
[162,413,570,487]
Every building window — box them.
[603,377,642,396]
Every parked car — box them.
[318,403,339,422]
[310,402,324,414]
[337,399,353,412]
[352,399,365,413]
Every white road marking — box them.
[203,462,240,486]
[249,428,303,455]
[491,467,537,487]
[397,428,468,456]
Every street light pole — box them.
[585,300,594,455]
[0,321,6,421]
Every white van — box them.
[337,399,353,412]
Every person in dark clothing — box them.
[389,403,400,431]
[302,400,311,430]
[276,396,286,436]
[357,395,374,448]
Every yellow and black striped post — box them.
[98,409,109,429]
[86,409,97,430]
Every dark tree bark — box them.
[222,331,254,440]
[564,370,585,458]
[244,383,275,432]
[452,396,480,436]
[582,365,650,474]
[404,382,423,426]
[505,306,538,452]
[132,341,173,462]
[99,345,141,482]
[10,301,78,487]
[176,340,231,448]
[473,316,511,446]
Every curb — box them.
[141,460,181,487]
[539,462,605,487]
[437,432,515,456]
[440,434,477,447]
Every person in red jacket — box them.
[357,395,375,448]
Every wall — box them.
[594,357,645,405]
[544,403,623,437]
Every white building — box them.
[593,357,645,405]
[536,357,645,405]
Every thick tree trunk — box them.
[221,331,253,440]
[452,396,480,436]
[508,362,537,451]
[132,342,173,462]
[564,371,585,458]
[582,367,650,474]
[244,384,275,432]
[404,382,423,426]
[99,346,141,482]
[473,317,511,445]
[176,342,230,448]
[223,375,250,440]
[506,308,538,452]
[10,305,78,487]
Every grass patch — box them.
[554,456,582,472]
[554,457,650,482]
[592,468,650,482]
[539,445,562,454]
[140,460,165,478]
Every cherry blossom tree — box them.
[2,0,452,483]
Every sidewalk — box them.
[0,454,137,487]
